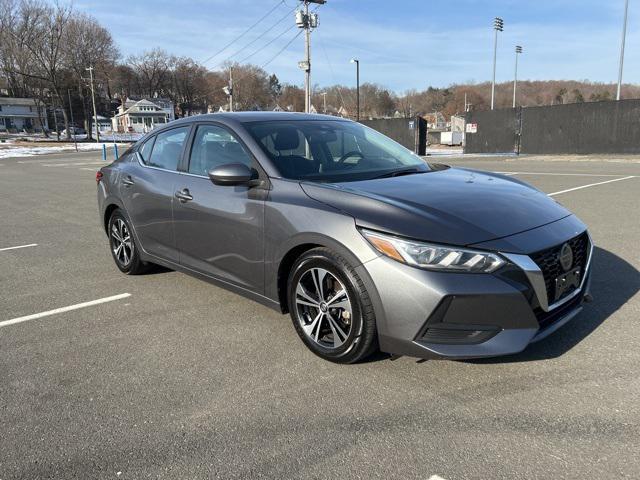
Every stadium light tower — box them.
[617,0,629,100]
[296,0,326,113]
[491,17,504,110]
[513,45,523,108]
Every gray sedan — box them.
[97,112,592,363]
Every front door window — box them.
[188,124,253,176]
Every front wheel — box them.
[287,248,378,364]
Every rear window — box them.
[145,127,190,171]
[138,137,155,162]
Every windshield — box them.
[245,120,429,182]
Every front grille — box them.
[530,232,590,305]
[535,287,584,330]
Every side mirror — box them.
[208,163,258,187]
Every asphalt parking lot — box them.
[1,149,639,479]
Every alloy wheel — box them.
[294,267,353,349]
[111,218,133,267]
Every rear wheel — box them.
[287,248,378,364]
[108,209,149,275]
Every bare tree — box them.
[169,56,209,117]
[127,48,171,99]
[222,63,272,111]
[10,1,74,138]
[203,70,228,111]
[280,84,305,112]
[64,11,118,137]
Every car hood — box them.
[300,167,572,247]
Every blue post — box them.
[102,143,107,161]
[114,142,119,160]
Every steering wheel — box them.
[337,150,365,164]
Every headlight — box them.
[360,229,505,273]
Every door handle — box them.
[121,176,134,186]
[175,188,193,203]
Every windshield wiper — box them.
[370,168,425,180]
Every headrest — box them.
[205,141,224,156]
[163,142,182,160]
[308,130,337,143]
[273,127,300,150]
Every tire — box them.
[107,208,149,275]
[287,247,378,364]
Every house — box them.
[112,98,173,133]
[0,97,48,132]
[150,97,176,121]
[90,115,113,134]
[337,106,350,118]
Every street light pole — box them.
[351,58,360,121]
[491,17,504,110]
[513,46,523,108]
[617,0,629,101]
[85,66,100,143]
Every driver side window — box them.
[326,131,361,163]
[188,124,253,177]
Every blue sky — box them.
[73,0,638,92]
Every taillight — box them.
[96,170,104,183]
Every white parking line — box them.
[497,171,631,177]
[0,243,38,252]
[548,176,637,196]
[42,161,105,167]
[0,293,131,328]
[17,157,79,164]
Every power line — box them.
[261,29,304,69]
[211,4,298,68]
[229,4,320,69]
[315,29,347,111]
[235,24,297,65]
[201,0,285,65]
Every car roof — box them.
[133,111,354,146]
[171,111,352,125]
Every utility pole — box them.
[304,1,311,113]
[229,67,234,112]
[491,17,504,110]
[351,58,360,121]
[85,66,100,143]
[222,67,234,112]
[296,0,325,113]
[67,89,78,152]
[513,45,523,108]
[617,0,629,100]
[322,91,327,113]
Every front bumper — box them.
[357,217,592,360]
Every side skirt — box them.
[140,251,283,313]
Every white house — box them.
[112,99,173,133]
[150,97,175,121]
[0,97,48,132]
[90,115,113,134]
